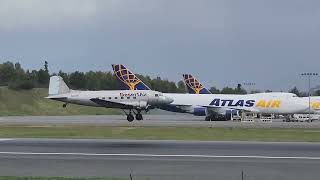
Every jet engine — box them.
[193,107,207,116]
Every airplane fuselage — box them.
[48,90,172,109]
[163,93,310,115]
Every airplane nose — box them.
[159,96,174,104]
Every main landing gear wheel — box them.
[127,114,134,122]
[136,113,143,121]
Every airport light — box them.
[243,82,256,86]
[301,73,319,122]
[243,82,256,93]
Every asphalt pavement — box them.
[0,115,320,128]
[0,138,320,180]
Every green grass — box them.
[0,177,126,180]
[1,125,320,142]
[0,87,120,116]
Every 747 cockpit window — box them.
[155,93,163,97]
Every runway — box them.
[1,115,320,128]
[1,139,320,180]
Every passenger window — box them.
[155,94,159,97]
[115,97,118,100]
[127,97,130,99]
[133,97,137,99]
[121,97,124,99]
[102,97,105,100]
[108,97,112,100]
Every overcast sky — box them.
[0,0,320,91]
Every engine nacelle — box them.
[138,101,148,109]
[193,107,207,116]
[131,101,149,110]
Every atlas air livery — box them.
[307,97,320,114]
[112,64,151,90]
[182,74,211,94]
[183,73,320,116]
[112,64,310,121]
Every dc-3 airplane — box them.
[112,64,311,121]
[46,76,174,121]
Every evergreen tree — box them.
[209,86,220,94]
[289,86,301,96]
[314,90,320,96]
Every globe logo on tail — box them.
[183,74,205,94]
[113,64,142,90]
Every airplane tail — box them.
[48,76,70,96]
[112,64,151,90]
[182,74,211,94]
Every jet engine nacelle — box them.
[193,107,207,116]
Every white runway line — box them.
[0,152,320,160]
[0,139,14,141]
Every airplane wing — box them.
[203,106,254,113]
[169,103,255,113]
[90,98,135,109]
[45,96,68,101]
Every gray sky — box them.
[0,0,320,91]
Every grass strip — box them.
[0,125,320,142]
[0,87,120,116]
[0,177,126,180]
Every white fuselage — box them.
[301,96,320,114]
[164,92,310,115]
[48,88,318,115]
[48,90,173,109]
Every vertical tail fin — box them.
[183,74,211,94]
[49,76,70,95]
[112,64,151,90]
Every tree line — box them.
[0,61,49,90]
[1,61,319,95]
[0,61,187,93]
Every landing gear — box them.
[135,110,143,121]
[123,109,144,122]
[205,114,226,121]
[127,113,134,122]
[136,113,143,121]
[62,103,67,108]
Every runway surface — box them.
[1,115,320,128]
[0,138,320,180]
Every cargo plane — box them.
[112,64,310,121]
[183,74,320,116]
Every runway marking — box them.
[0,139,14,141]
[0,152,320,160]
